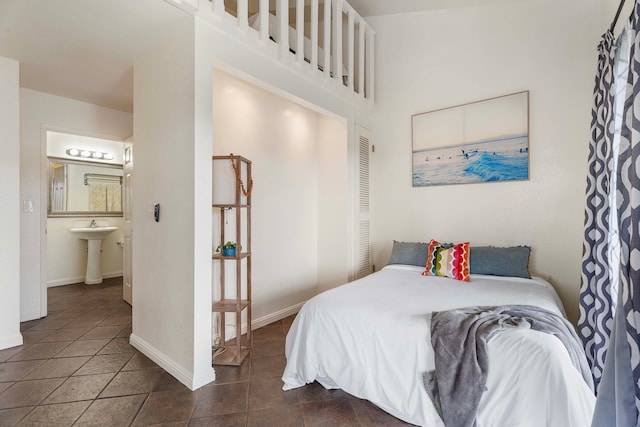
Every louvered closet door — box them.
[356,125,372,279]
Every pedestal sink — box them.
[70,226,118,284]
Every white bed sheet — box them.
[282,265,595,426]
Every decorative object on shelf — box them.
[411,91,529,187]
[230,152,253,197]
[212,154,252,366]
[216,241,239,257]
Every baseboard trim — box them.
[20,310,42,322]
[47,272,123,288]
[250,302,304,331]
[214,301,304,341]
[129,333,210,391]
[0,333,23,350]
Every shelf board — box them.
[213,299,250,312]
[212,204,250,208]
[212,252,250,260]
[212,345,250,366]
[212,154,252,164]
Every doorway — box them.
[43,129,131,315]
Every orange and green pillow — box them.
[422,240,470,282]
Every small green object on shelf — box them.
[215,241,241,257]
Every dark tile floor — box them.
[0,278,412,426]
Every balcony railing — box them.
[171,0,375,103]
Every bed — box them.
[282,263,596,426]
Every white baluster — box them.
[259,0,269,43]
[323,0,331,79]
[347,9,354,89]
[213,0,225,18]
[237,0,248,32]
[296,0,304,64]
[311,0,319,70]
[358,19,365,97]
[333,0,343,84]
[366,27,375,101]
[277,0,289,60]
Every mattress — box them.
[282,265,595,426]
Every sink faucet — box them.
[89,219,97,228]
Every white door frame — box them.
[123,140,133,305]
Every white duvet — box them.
[282,265,595,426]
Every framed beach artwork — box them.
[411,91,529,187]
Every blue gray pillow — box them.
[387,241,430,267]
[469,246,531,278]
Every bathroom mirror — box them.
[48,158,124,217]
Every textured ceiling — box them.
[0,0,515,113]
[0,0,187,113]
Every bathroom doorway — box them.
[43,129,129,311]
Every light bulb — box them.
[92,152,103,159]
[67,148,80,156]
[80,150,91,158]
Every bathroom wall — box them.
[20,88,132,321]
[45,132,126,286]
[46,217,124,287]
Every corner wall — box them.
[368,0,600,323]
[132,16,215,390]
[212,70,349,322]
[0,56,22,350]
[193,15,367,387]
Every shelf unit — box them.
[212,155,252,366]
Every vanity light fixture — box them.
[66,148,114,161]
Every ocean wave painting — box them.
[411,91,529,187]
[412,135,529,186]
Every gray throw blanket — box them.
[422,305,594,427]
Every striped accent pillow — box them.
[423,240,470,282]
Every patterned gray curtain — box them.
[614,3,640,420]
[588,2,640,424]
[579,29,616,394]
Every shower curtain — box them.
[581,2,640,424]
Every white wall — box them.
[132,16,215,390]
[317,116,349,292]
[0,56,22,350]
[20,89,132,321]
[368,0,600,324]
[190,15,367,388]
[46,217,124,287]
[212,69,348,321]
